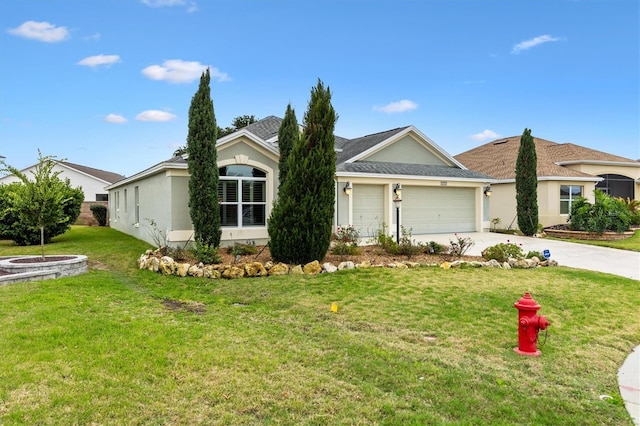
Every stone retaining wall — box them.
[544,228,634,241]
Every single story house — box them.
[454,136,640,230]
[0,161,125,202]
[105,116,494,248]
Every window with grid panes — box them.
[218,165,266,227]
[560,185,583,214]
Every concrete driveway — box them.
[412,232,640,281]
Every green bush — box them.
[427,241,445,254]
[372,223,399,254]
[90,204,108,226]
[331,225,362,256]
[569,190,632,233]
[191,242,220,264]
[481,242,524,263]
[397,226,424,258]
[0,181,84,246]
[526,250,545,260]
[228,243,258,256]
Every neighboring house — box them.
[455,136,640,230]
[105,116,493,248]
[1,161,125,225]
[0,161,125,202]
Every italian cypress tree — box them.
[268,79,337,264]
[187,68,221,248]
[515,128,539,236]
[277,103,298,191]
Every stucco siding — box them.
[364,135,450,166]
[109,172,171,247]
[0,164,109,202]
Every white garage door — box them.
[402,186,476,234]
[352,184,385,238]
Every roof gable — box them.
[454,136,639,180]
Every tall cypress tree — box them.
[268,79,337,264]
[277,103,298,192]
[187,68,221,248]
[515,128,539,236]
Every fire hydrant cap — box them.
[514,292,541,310]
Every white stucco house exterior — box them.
[105,116,494,247]
[0,161,125,202]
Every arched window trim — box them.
[217,159,273,228]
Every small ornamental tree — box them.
[277,103,298,191]
[268,79,337,264]
[187,68,221,249]
[515,128,539,236]
[0,152,83,256]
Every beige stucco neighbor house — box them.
[455,136,640,230]
[105,116,494,248]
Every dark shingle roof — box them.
[62,161,125,183]
[454,136,639,180]
[242,116,283,141]
[336,127,410,164]
[336,161,491,180]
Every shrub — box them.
[0,181,84,246]
[372,223,399,254]
[427,241,445,254]
[228,243,258,256]
[569,190,632,233]
[448,234,475,257]
[397,226,424,258]
[481,242,524,263]
[526,250,545,260]
[90,204,108,226]
[618,197,640,226]
[190,242,220,264]
[331,225,361,256]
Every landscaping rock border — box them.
[137,250,558,279]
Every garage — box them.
[402,186,476,234]
[352,184,385,238]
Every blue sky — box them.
[1,0,638,177]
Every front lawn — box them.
[1,227,638,425]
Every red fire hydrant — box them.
[514,292,550,357]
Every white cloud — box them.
[77,54,121,68]
[142,0,185,6]
[372,100,418,114]
[7,21,70,43]
[141,60,229,83]
[136,110,177,122]
[512,35,561,54]
[470,129,500,141]
[104,114,127,124]
[83,33,101,41]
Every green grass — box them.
[1,226,639,425]
[549,229,640,252]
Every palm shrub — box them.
[569,190,632,233]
